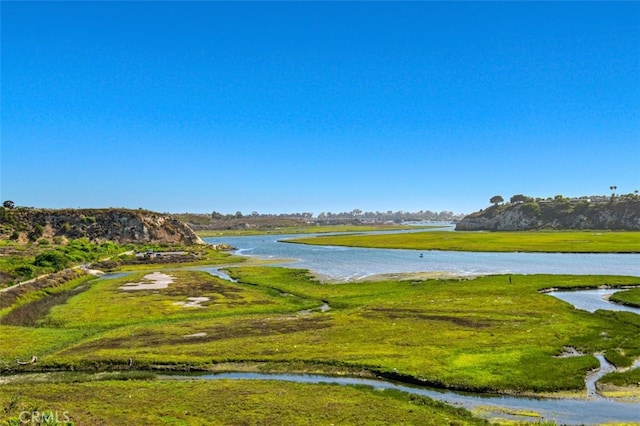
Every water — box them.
[204,231,640,280]
[548,288,640,314]
[204,232,640,314]
[161,371,640,425]
[96,272,130,280]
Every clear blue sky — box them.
[2,1,639,215]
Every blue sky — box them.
[2,1,639,214]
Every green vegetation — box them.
[599,366,640,387]
[0,239,124,288]
[2,265,638,396]
[458,194,640,231]
[0,239,243,289]
[0,377,486,425]
[93,244,244,272]
[288,230,640,253]
[1,232,638,424]
[610,288,640,308]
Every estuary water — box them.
[204,229,640,313]
[203,229,640,280]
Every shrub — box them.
[28,224,45,242]
[34,251,69,271]
[14,265,35,279]
[521,202,540,216]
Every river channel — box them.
[200,229,640,424]
[204,229,640,281]
[162,369,640,425]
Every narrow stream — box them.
[160,366,640,425]
[585,354,617,398]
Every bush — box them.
[13,265,34,279]
[34,251,69,271]
[28,224,45,242]
[521,202,540,216]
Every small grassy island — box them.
[288,230,640,253]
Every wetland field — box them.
[1,230,639,425]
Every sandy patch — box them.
[317,271,475,283]
[173,297,210,308]
[119,272,174,291]
[79,265,105,276]
[182,332,208,338]
[597,383,640,402]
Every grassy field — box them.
[288,230,640,253]
[0,375,486,425]
[195,224,441,237]
[2,266,639,396]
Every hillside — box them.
[456,195,640,231]
[0,207,204,245]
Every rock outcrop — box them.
[456,197,640,231]
[0,208,204,245]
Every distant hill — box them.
[0,207,204,245]
[456,195,640,231]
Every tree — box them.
[490,195,504,206]
[2,200,15,209]
[510,194,531,204]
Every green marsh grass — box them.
[8,265,637,395]
[610,288,640,308]
[289,230,640,252]
[0,379,487,425]
[43,270,318,329]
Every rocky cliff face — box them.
[456,198,640,231]
[0,208,204,245]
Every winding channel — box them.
[160,369,640,425]
[197,230,640,425]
